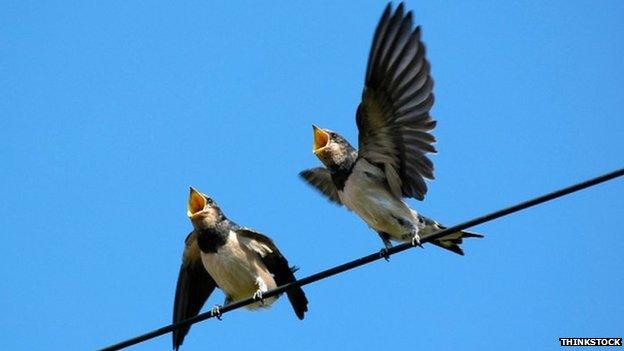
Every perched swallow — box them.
[300,3,483,255]
[172,187,308,350]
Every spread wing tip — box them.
[358,2,438,201]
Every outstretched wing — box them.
[356,3,436,200]
[172,231,217,350]
[236,227,309,319]
[299,167,342,205]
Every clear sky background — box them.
[1,1,623,350]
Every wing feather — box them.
[299,167,342,205]
[357,3,436,200]
[236,228,309,320]
[172,231,217,350]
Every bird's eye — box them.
[330,132,337,138]
[206,198,214,205]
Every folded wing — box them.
[237,227,309,319]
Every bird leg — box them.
[211,304,223,321]
[411,230,423,248]
[253,277,268,305]
[252,290,264,304]
[377,232,393,261]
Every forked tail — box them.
[419,215,484,255]
[431,228,483,256]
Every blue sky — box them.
[1,1,623,350]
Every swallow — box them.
[172,187,308,350]
[300,3,483,257]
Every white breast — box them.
[201,230,277,309]
[339,160,417,239]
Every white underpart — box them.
[201,230,277,310]
[255,277,268,295]
[338,159,423,242]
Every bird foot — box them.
[411,233,423,248]
[379,247,391,261]
[211,305,223,321]
[253,290,265,305]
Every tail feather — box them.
[286,286,309,320]
[417,214,484,256]
[286,266,308,320]
[259,250,309,320]
[432,226,484,256]
[412,214,483,256]
[459,230,485,239]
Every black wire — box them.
[99,167,624,351]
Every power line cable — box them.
[99,167,624,351]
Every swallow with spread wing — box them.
[300,3,483,256]
[172,187,308,350]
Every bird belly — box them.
[339,165,417,241]
[201,231,277,309]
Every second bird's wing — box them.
[299,167,342,205]
[172,231,217,351]
[236,226,309,319]
[356,3,437,201]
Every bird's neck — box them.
[196,220,229,254]
[329,151,357,190]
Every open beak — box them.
[187,187,207,217]
[312,125,330,154]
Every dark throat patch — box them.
[196,226,228,253]
[330,161,356,191]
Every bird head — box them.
[187,187,224,230]
[312,125,356,170]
